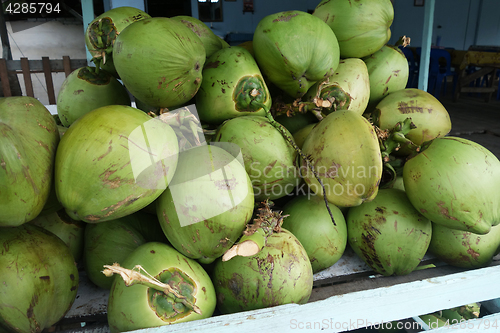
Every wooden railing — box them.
[0,56,88,104]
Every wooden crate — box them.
[0,56,88,104]
[57,249,500,332]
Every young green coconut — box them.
[213,115,300,201]
[85,6,150,76]
[196,46,271,125]
[253,10,340,100]
[0,224,79,332]
[347,188,433,276]
[403,136,500,235]
[428,223,500,269]
[312,0,394,59]
[56,66,131,127]
[213,200,313,314]
[112,17,206,109]
[277,58,371,119]
[170,15,229,59]
[0,97,59,227]
[104,242,216,332]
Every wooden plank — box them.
[312,247,439,287]
[42,57,56,104]
[63,271,109,320]
[4,59,88,73]
[125,264,500,332]
[460,87,496,93]
[63,55,73,77]
[458,67,494,87]
[20,57,34,97]
[0,58,12,97]
[309,262,498,303]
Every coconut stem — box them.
[394,35,411,48]
[272,79,350,120]
[250,101,336,226]
[103,263,202,315]
[376,117,419,162]
[223,200,288,261]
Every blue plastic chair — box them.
[416,48,457,99]
[399,46,418,88]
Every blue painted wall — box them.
[390,0,499,50]
[190,0,319,36]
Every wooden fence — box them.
[0,56,88,104]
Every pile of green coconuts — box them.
[1,1,500,332]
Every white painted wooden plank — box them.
[129,264,500,333]
[313,247,438,282]
[313,246,371,281]
[65,271,109,319]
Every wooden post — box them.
[0,8,22,96]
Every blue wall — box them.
[190,0,319,36]
[389,0,499,50]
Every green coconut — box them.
[363,45,410,111]
[428,223,500,269]
[281,195,347,273]
[156,144,254,264]
[372,88,451,152]
[403,136,500,234]
[113,17,206,108]
[212,229,313,314]
[56,66,131,127]
[171,15,229,58]
[83,211,167,289]
[253,10,340,99]
[275,111,319,135]
[347,188,432,276]
[213,116,300,201]
[29,209,85,262]
[55,105,179,223]
[85,6,151,76]
[106,242,216,333]
[293,123,317,150]
[313,0,394,58]
[196,46,270,125]
[303,58,371,116]
[0,97,59,227]
[0,224,79,332]
[300,110,383,207]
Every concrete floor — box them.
[440,93,500,159]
